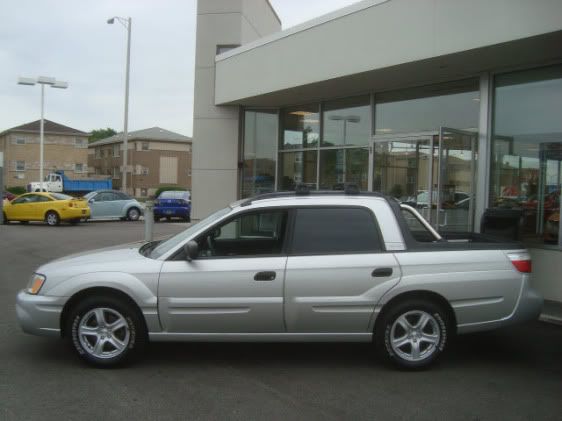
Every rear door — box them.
[284,206,401,333]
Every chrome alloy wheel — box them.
[78,308,130,359]
[390,310,441,362]
[128,208,140,221]
[46,213,58,226]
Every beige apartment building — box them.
[0,119,90,188]
[88,127,192,198]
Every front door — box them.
[370,128,478,233]
[158,209,289,333]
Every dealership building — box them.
[192,0,562,315]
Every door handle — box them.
[372,268,393,277]
[254,271,276,281]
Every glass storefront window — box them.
[375,80,479,135]
[319,148,369,190]
[241,110,278,198]
[491,65,562,246]
[280,104,320,150]
[322,96,370,147]
[278,151,317,190]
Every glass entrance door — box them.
[370,127,478,233]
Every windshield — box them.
[50,193,73,200]
[149,206,232,259]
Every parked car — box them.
[84,190,143,221]
[3,192,90,226]
[154,190,191,222]
[3,191,16,201]
[15,191,542,369]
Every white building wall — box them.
[192,0,281,219]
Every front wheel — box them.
[67,295,146,367]
[375,299,450,370]
[45,211,60,226]
[127,207,141,221]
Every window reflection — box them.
[280,104,319,150]
[319,148,369,190]
[242,110,277,198]
[491,65,562,246]
[278,151,317,190]
[323,96,370,147]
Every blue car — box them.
[154,190,191,222]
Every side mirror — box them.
[183,240,199,262]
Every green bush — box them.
[6,186,26,195]
[154,186,187,198]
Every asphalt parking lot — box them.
[1,221,561,420]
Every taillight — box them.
[507,251,532,273]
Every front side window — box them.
[196,210,288,258]
[490,65,562,246]
[291,207,382,255]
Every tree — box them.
[89,128,117,143]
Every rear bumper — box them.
[60,208,90,220]
[457,277,544,334]
[154,207,190,218]
[16,290,66,337]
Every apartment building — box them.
[88,127,192,198]
[0,119,90,188]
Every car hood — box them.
[45,242,146,267]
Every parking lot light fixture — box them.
[17,76,68,192]
[107,16,132,194]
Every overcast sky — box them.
[0,0,360,137]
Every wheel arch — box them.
[60,286,148,338]
[375,290,457,336]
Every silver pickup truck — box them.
[16,191,543,369]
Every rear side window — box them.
[291,207,382,255]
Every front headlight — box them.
[27,273,46,295]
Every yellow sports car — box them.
[2,192,90,226]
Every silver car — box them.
[15,191,542,369]
[84,190,143,221]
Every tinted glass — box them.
[375,80,479,135]
[292,208,381,254]
[278,151,317,190]
[242,110,278,198]
[490,65,562,246]
[197,210,288,258]
[322,96,371,147]
[319,148,369,190]
[280,104,320,150]
[50,193,72,200]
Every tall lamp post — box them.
[107,16,132,193]
[18,76,68,192]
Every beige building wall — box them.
[88,139,192,197]
[192,0,281,219]
[0,132,89,188]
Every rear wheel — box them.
[66,295,146,367]
[127,207,140,221]
[45,211,60,226]
[375,299,450,369]
[2,213,8,224]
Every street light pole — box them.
[108,16,132,194]
[18,76,68,192]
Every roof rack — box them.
[239,184,385,207]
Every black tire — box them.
[69,219,80,225]
[2,213,8,225]
[374,299,450,370]
[20,220,29,225]
[184,215,191,223]
[45,211,60,226]
[66,295,147,367]
[127,207,141,221]
[154,216,161,222]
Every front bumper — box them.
[15,290,66,337]
[154,207,190,218]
